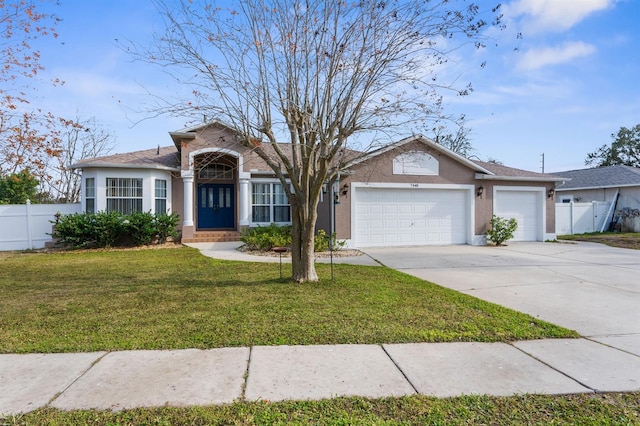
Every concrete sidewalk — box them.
[2,242,639,416]
[2,339,639,415]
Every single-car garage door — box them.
[354,187,469,247]
[494,189,542,241]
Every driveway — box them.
[362,242,640,355]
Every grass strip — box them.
[558,232,640,250]
[4,393,638,425]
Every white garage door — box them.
[494,189,541,241]
[354,187,469,247]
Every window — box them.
[85,178,95,213]
[273,183,290,222]
[199,164,233,180]
[106,178,143,214]
[155,179,167,214]
[252,182,291,223]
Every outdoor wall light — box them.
[547,188,555,198]
[340,184,349,196]
[476,186,484,197]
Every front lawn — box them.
[0,246,576,354]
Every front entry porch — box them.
[179,148,250,244]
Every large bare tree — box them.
[137,0,502,282]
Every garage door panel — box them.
[494,190,540,242]
[398,219,413,227]
[355,187,469,247]
[413,205,426,214]
[397,191,412,202]
[384,205,398,214]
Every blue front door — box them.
[197,183,235,229]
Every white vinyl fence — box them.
[0,201,81,251]
[555,201,611,235]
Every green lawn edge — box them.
[4,393,638,425]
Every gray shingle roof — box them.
[70,138,567,184]
[555,165,640,190]
[72,146,180,171]
[474,160,563,180]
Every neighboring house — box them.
[554,165,640,211]
[72,120,564,247]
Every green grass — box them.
[558,232,640,250]
[5,393,639,425]
[0,246,576,353]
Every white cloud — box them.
[505,0,614,32]
[517,41,596,70]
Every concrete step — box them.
[181,231,240,244]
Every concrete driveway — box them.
[362,242,640,355]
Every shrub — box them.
[240,224,346,252]
[314,229,347,252]
[51,211,181,249]
[91,211,126,247]
[486,215,518,246]
[125,211,157,246]
[240,223,292,250]
[50,213,95,248]
[156,212,180,244]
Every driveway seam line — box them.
[507,342,596,393]
[583,336,640,359]
[240,346,253,402]
[380,344,419,395]
[45,351,111,408]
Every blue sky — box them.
[31,0,640,173]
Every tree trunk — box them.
[290,201,319,283]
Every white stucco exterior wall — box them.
[80,168,174,214]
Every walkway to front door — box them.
[197,183,234,229]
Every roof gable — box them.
[170,120,238,149]
[345,135,493,174]
[345,135,564,182]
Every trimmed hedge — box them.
[51,211,180,249]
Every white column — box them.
[239,176,250,226]
[182,174,194,227]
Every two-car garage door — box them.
[354,187,469,247]
[353,186,544,247]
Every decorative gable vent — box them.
[392,151,439,176]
